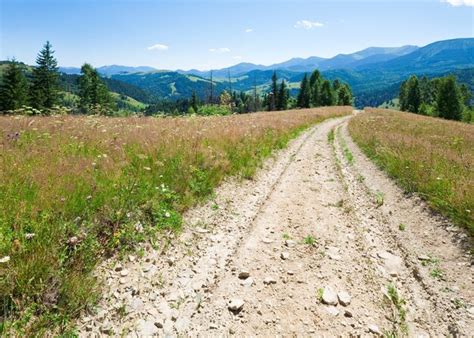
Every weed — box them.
[303,235,317,245]
[386,283,408,334]
[317,288,324,302]
[375,191,385,207]
[398,223,406,231]
[430,267,443,279]
[282,233,291,240]
[211,203,219,211]
[357,174,365,183]
[327,129,335,143]
[452,298,466,309]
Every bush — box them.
[197,104,232,116]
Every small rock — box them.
[128,255,136,262]
[285,240,296,247]
[338,291,351,306]
[143,265,151,273]
[287,270,294,275]
[280,252,290,260]
[467,307,474,315]
[195,226,209,234]
[322,287,338,305]
[154,321,163,329]
[263,277,277,285]
[114,264,123,272]
[368,324,381,334]
[418,255,431,261]
[120,269,129,277]
[137,319,159,335]
[344,310,353,318]
[228,298,245,312]
[238,270,250,279]
[325,306,340,316]
[241,277,254,287]
[209,323,218,329]
[262,238,273,244]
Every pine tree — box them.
[399,80,408,111]
[78,63,113,114]
[30,41,59,110]
[0,60,29,111]
[270,71,278,111]
[320,80,334,106]
[405,75,421,113]
[309,70,322,107]
[191,91,199,113]
[337,84,353,106]
[277,80,288,111]
[297,74,311,108]
[436,76,463,121]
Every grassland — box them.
[349,108,473,234]
[0,107,351,334]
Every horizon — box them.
[1,0,473,71]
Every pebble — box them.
[262,238,273,244]
[238,270,250,279]
[281,252,290,260]
[287,270,295,275]
[325,306,340,316]
[322,287,338,305]
[338,291,351,306]
[418,255,431,261]
[368,324,381,334]
[228,298,245,312]
[285,240,296,247]
[0,256,10,263]
[263,277,277,285]
[344,310,353,318]
[241,277,254,287]
[120,269,129,277]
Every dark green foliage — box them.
[30,41,59,110]
[191,91,199,113]
[320,80,335,106]
[399,74,470,121]
[297,74,311,108]
[437,76,463,120]
[270,71,278,111]
[310,70,322,107]
[78,63,114,114]
[0,60,29,111]
[337,84,353,105]
[277,80,288,111]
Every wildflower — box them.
[25,233,36,240]
[436,177,442,181]
[165,212,171,218]
[143,167,151,171]
[0,256,11,263]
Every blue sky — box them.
[1,0,473,70]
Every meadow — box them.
[349,109,473,234]
[0,107,351,333]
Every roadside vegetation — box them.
[0,106,351,334]
[349,109,473,234]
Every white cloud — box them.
[442,0,473,6]
[147,44,169,51]
[294,20,324,30]
[245,28,253,33]
[209,47,231,53]
[233,56,243,60]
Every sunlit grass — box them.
[0,106,351,334]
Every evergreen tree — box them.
[78,63,113,114]
[191,91,199,113]
[405,75,421,113]
[270,71,278,111]
[0,60,29,111]
[309,70,322,107]
[436,76,463,121]
[30,41,59,110]
[337,84,353,106]
[277,80,288,111]
[399,80,408,111]
[320,80,334,106]
[297,74,311,108]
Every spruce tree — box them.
[436,76,463,121]
[399,81,408,111]
[0,60,29,111]
[277,80,288,111]
[297,74,311,108]
[320,80,334,106]
[309,70,322,107]
[191,91,199,113]
[405,75,421,113]
[337,84,353,106]
[78,63,113,114]
[270,71,278,111]
[30,41,59,110]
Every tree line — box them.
[399,74,473,122]
[0,41,114,115]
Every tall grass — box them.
[0,107,351,334]
[349,108,473,234]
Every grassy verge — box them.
[0,107,351,334]
[349,108,473,235]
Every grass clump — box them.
[386,283,408,335]
[0,107,351,334]
[349,109,473,234]
[303,235,317,245]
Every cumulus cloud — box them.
[245,28,253,33]
[209,47,231,53]
[442,0,473,6]
[147,44,169,51]
[294,20,324,30]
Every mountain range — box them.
[53,37,474,107]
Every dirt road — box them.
[78,112,473,336]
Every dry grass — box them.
[349,108,473,234]
[0,106,351,334]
